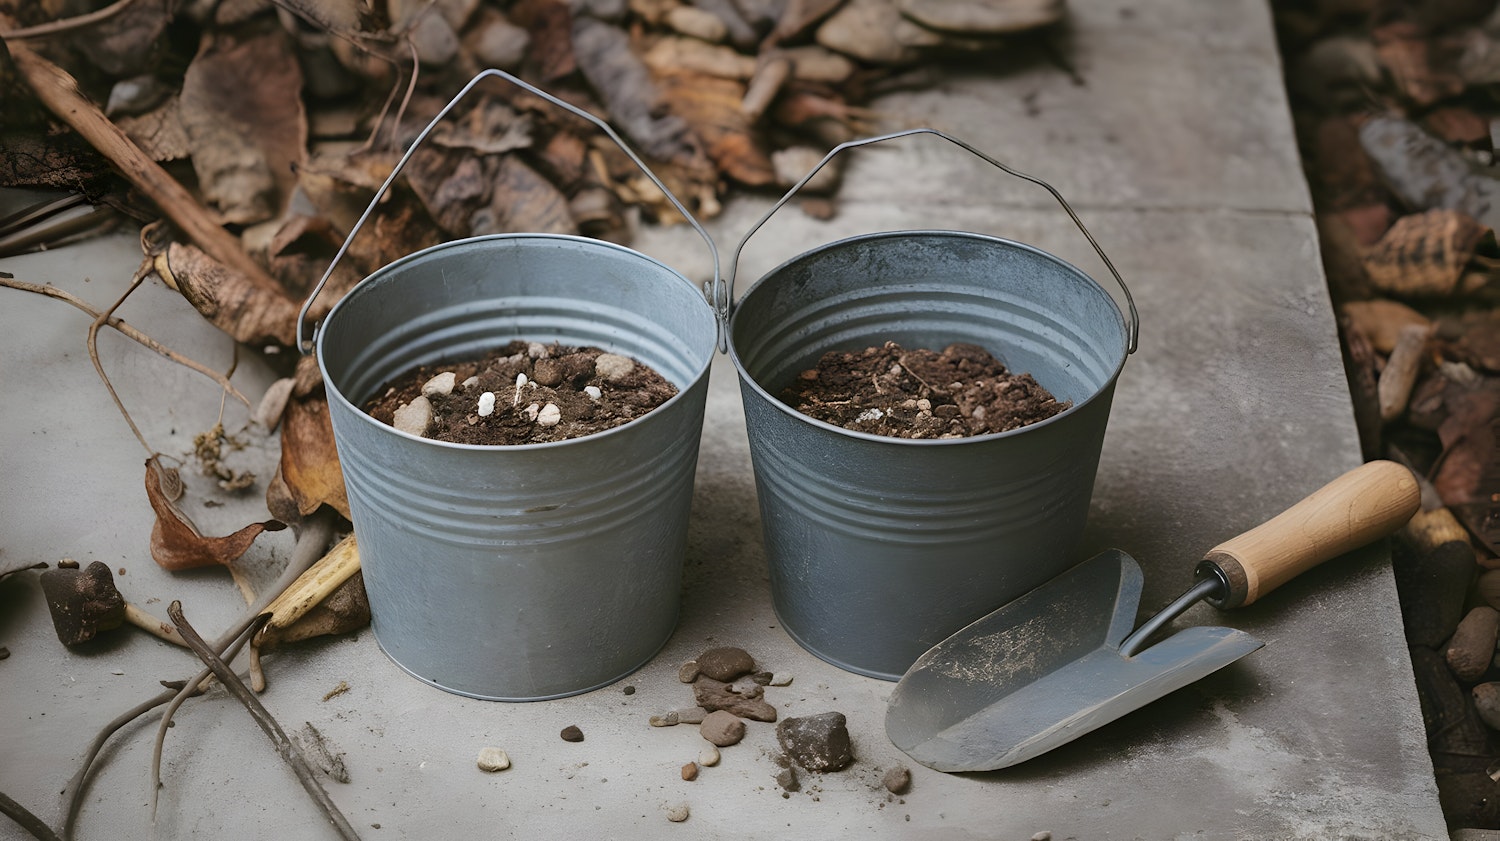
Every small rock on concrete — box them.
[393,395,434,437]
[676,707,708,724]
[776,712,853,772]
[678,660,701,682]
[700,710,747,747]
[664,802,690,822]
[769,672,794,687]
[694,677,777,722]
[883,764,911,794]
[594,353,635,382]
[1446,605,1500,682]
[476,747,511,772]
[560,724,585,742]
[697,646,755,681]
[698,744,720,766]
[681,761,699,781]
[1031,833,1053,841]
[650,712,680,727]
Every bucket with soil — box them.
[726,129,1139,680]
[302,70,719,701]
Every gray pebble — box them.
[678,660,701,683]
[421,371,456,397]
[675,707,707,724]
[697,646,755,681]
[882,764,911,794]
[664,802,690,822]
[393,395,434,437]
[700,710,746,747]
[649,712,680,727]
[594,352,635,382]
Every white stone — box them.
[421,371,457,397]
[537,403,562,427]
[698,744,720,767]
[393,395,434,437]
[476,747,511,772]
[523,403,541,422]
[584,385,602,400]
[856,408,884,422]
[769,672,793,687]
[527,342,549,359]
[462,376,480,389]
[477,391,497,417]
[595,353,635,382]
[664,802,690,822]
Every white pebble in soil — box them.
[421,371,457,397]
[594,353,635,382]
[537,403,562,427]
[462,375,480,390]
[393,395,434,437]
[527,341,549,359]
[476,747,511,772]
[477,391,497,417]
[523,402,540,422]
[856,408,884,423]
[584,385,602,400]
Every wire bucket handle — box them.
[297,68,724,354]
[723,128,1139,355]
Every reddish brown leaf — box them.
[656,71,775,187]
[1434,384,1500,506]
[145,456,284,571]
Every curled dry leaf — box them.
[1362,209,1494,297]
[1433,383,1500,507]
[1340,298,1431,354]
[145,456,285,571]
[656,71,776,187]
[280,394,351,520]
[156,242,300,347]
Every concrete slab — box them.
[0,0,1450,838]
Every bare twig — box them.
[64,513,335,840]
[0,790,61,841]
[167,601,361,841]
[88,272,154,456]
[0,0,141,39]
[0,276,251,407]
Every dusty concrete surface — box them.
[0,0,1451,838]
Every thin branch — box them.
[0,0,141,39]
[64,513,335,840]
[88,272,154,456]
[0,790,61,841]
[0,276,251,407]
[167,602,362,841]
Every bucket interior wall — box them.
[729,231,1129,680]
[317,235,716,700]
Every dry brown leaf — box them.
[180,22,308,226]
[430,99,535,155]
[509,0,578,82]
[473,154,577,235]
[1340,298,1431,354]
[159,242,300,347]
[1439,309,1500,371]
[1373,22,1465,107]
[657,71,776,187]
[1362,209,1493,297]
[280,394,351,519]
[1434,384,1500,507]
[145,456,285,571]
[115,97,191,162]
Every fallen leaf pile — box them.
[1275,0,1500,829]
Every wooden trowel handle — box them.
[1200,460,1420,609]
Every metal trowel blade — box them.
[884,549,1264,773]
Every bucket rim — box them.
[316,232,715,452]
[726,229,1130,447]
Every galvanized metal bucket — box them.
[725,130,1139,680]
[300,71,721,700]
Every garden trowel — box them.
[884,460,1421,773]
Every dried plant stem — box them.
[64,514,335,840]
[166,601,362,841]
[0,790,61,841]
[0,24,282,293]
[0,276,250,407]
[0,0,140,39]
[88,272,154,456]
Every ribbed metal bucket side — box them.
[318,234,716,700]
[728,231,1129,680]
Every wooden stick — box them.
[259,534,361,635]
[1,21,283,295]
[1378,324,1430,422]
[167,602,362,841]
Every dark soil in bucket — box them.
[781,341,1070,439]
[363,340,677,445]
